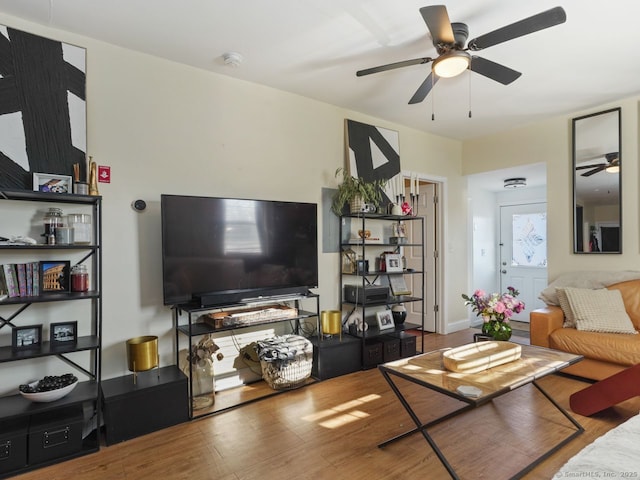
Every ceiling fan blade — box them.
[582,166,606,177]
[420,5,455,47]
[470,56,521,85]
[576,163,606,170]
[356,57,433,77]
[408,73,439,105]
[467,6,566,51]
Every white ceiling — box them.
[1,0,640,143]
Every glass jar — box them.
[71,264,89,292]
[43,207,64,238]
[68,213,92,244]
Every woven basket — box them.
[257,335,313,390]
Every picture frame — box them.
[389,275,411,296]
[384,253,403,273]
[12,324,43,350]
[50,321,78,345]
[356,259,369,275]
[33,173,73,194]
[39,261,71,293]
[376,310,395,331]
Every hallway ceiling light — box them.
[504,177,527,188]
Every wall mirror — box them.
[572,107,621,253]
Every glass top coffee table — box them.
[378,343,584,480]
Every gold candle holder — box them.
[321,310,342,340]
[126,336,159,383]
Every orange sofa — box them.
[530,279,640,381]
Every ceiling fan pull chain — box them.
[431,75,436,121]
[468,66,472,118]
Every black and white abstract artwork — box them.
[0,24,86,189]
[345,119,401,207]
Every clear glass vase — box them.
[482,319,512,341]
[180,351,215,410]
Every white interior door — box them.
[499,203,547,322]
[405,182,437,332]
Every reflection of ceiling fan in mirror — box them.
[356,5,567,104]
[575,152,619,177]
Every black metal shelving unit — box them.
[339,212,425,367]
[0,189,102,479]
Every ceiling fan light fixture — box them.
[605,165,620,173]
[504,177,527,189]
[432,51,470,78]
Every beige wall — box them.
[462,98,639,281]
[0,13,468,388]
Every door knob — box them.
[501,269,507,274]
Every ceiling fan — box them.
[356,5,567,104]
[576,152,620,177]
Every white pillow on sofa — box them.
[564,287,637,334]
[556,288,577,328]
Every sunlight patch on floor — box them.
[301,393,380,429]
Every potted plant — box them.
[331,167,387,215]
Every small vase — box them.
[482,319,512,341]
[391,304,407,325]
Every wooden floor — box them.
[14,329,640,480]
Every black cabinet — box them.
[0,189,102,478]
[0,418,28,475]
[310,335,360,379]
[101,366,188,445]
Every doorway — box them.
[404,179,438,333]
[499,203,548,322]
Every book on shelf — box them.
[0,262,41,298]
[31,261,39,296]
[16,263,27,297]
[1,264,20,297]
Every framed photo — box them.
[384,253,403,273]
[39,261,71,293]
[50,321,78,345]
[33,173,72,194]
[376,310,395,331]
[12,324,43,350]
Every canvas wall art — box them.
[345,119,402,208]
[0,24,86,189]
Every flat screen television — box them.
[161,194,318,306]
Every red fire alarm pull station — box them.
[98,165,111,183]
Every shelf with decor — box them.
[339,212,425,369]
[0,189,102,479]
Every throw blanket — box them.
[553,414,640,478]
[539,271,640,306]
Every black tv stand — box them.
[174,292,320,419]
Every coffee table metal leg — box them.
[378,371,584,480]
[378,369,465,479]
[507,381,585,479]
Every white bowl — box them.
[19,380,78,403]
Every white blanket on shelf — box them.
[553,414,640,478]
